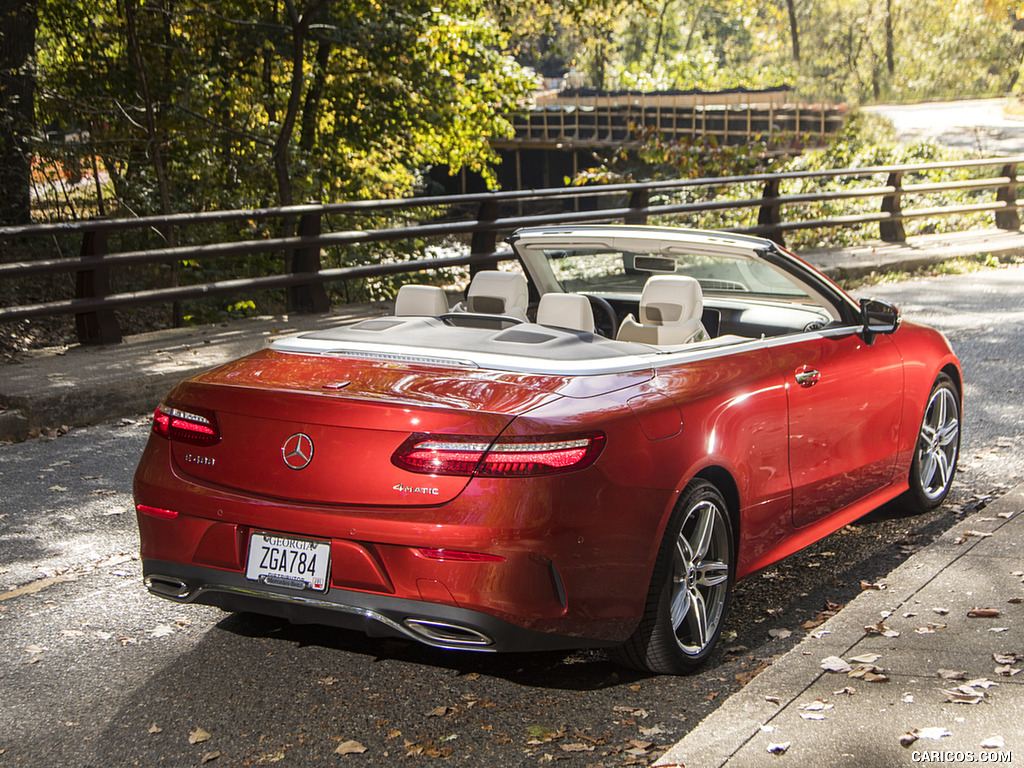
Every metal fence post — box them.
[287,211,330,313]
[469,199,499,277]
[75,228,122,345]
[996,163,1020,231]
[880,171,906,242]
[625,188,649,225]
[758,178,785,246]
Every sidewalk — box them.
[656,484,1024,768]
[4,228,1024,442]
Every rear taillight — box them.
[151,403,220,445]
[392,433,604,477]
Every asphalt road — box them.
[863,98,1024,155]
[1,265,1022,767]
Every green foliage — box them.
[34,0,536,217]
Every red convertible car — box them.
[133,225,961,673]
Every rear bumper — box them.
[143,559,613,653]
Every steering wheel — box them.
[582,294,619,338]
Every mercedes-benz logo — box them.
[281,432,314,470]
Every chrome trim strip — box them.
[271,333,773,376]
[181,581,499,652]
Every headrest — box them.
[466,271,529,319]
[394,285,449,316]
[536,293,595,333]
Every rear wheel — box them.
[903,373,960,513]
[614,479,734,674]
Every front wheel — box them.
[613,479,734,674]
[903,373,960,513]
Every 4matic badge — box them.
[392,483,440,496]
[282,433,314,470]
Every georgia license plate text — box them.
[245,532,330,592]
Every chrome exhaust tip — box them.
[145,575,191,599]
[403,618,493,647]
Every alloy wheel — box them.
[670,499,731,656]
[916,385,960,501]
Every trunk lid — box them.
[164,350,567,507]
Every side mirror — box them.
[860,297,900,345]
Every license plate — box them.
[245,532,330,592]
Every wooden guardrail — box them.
[1,156,1021,345]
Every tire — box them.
[903,373,961,514]
[613,479,734,674]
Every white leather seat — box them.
[394,285,449,316]
[616,275,708,345]
[536,293,595,333]
[465,271,529,321]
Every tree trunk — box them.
[273,0,328,208]
[0,0,37,225]
[299,40,332,153]
[785,0,800,62]
[124,0,181,324]
[885,0,894,75]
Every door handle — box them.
[795,366,821,387]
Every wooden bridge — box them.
[496,88,848,151]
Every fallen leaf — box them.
[821,656,852,673]
[982,736,1006,749]
[968,608,1001,618]
[189,727,212,744]
[201,752,221,764]
[768,628,792,640]
[943,688,984,704]
[766,741,791,755]
[902,693,914,703]
[426,705,456,717]
[849,653,881,664]
[988,627,1010,633]
[966,678,999,689]
[148,724,163,734]
[765,696,781,705]
[864,621,899,637]
[932,607,950,615]
[334,740,367,755]
[994,652,1023,664]
[834,686,856,696]
[938,669,968,680]
[23,644,44,654]
[860,580,887,590]
[150,625,174,638]
[995,665,1021,676]
[963,530,993,538]
[559,743,594,752]
[639,725,666,737]
[799,700,834,712]
[913,727,951,741]
[800,712,825,720]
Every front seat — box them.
[616,275,708,345]
[465,271,529,321]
